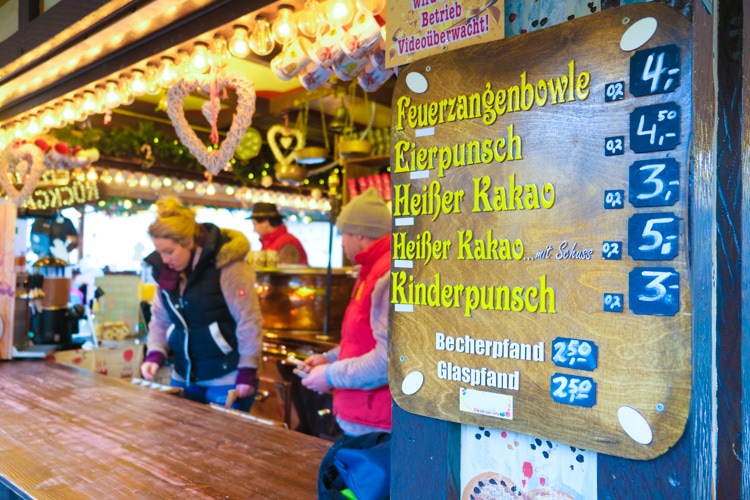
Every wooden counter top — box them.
[0,361,330,499]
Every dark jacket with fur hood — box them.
[145,223,263,383]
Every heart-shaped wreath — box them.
[167,72,256,175]
[0,142,46,206]
[267,124,305,166]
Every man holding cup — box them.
[248,202,309,266]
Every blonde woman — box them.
[140,197,263,411]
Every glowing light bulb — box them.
[114,171,125,184]
[130,69,148,95]
[249,16,275,56]
[104,81,121,108]
[82,91,97,114]
[326,0,355,26]
[212,36,230,68]
[297,0,325,37]
[157,57,178,87]
[41,108,56,129]
[190,42,210,73]
[229,26,250,58]
[119,80,135,105]
[356,0,385,15]
[86,167,98,181]
[144,65,161,95]
[272,5,298,45]
[206,183,216,196]
[62,100,76,122]
[26,115,41,136]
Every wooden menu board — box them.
[388,3,692,460]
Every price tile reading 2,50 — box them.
[550,374,597,407]
[552,337,598,371]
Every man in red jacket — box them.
[300,188,391,498]
[248,202,308,265]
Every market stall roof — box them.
[0,0,394,194]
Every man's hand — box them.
[301,364,332,394]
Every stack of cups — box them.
[271,37,314,81]
[298,13,390,91]
[358,38,393,92]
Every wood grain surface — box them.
[0,361,330,499]
[388,2,692,460]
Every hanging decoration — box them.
[140,144,155,169]
[267,116,308,186]
[33,137,99,170]
[0,141,47,206]
[296,100,330,165]
[234,127,263,162]
[167,71,256,175]
[267,122,305,166]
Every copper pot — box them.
[255,267,356,332]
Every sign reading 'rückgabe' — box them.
[388,3,692,460]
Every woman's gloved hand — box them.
[235,367,258,398]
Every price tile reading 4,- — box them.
[630,102,681,153]
[551,374,597,408]
[630,44,681,97]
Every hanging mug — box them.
[299,61,334,91]
[358,61,394,92]
[368,39,387,71]
[332,52,368,81]
[310,26,346,67]
[271,37,313,80]
[341,12,383,59]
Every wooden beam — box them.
[690,0,719,497]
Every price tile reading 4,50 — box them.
[629,267,680,316]
[551,374,597,407]
[629,158,680,207]
[628,212,679,261]
[552,337,598,371]
[630,44,681,96]
[630,102,681,153]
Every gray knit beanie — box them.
[336,187,391,239]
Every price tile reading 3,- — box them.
[630,102,681,153]
[629,267,680,316]
[629,158,680,207]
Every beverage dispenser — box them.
[28,257,84,346]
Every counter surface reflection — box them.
[0,361,329,499]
